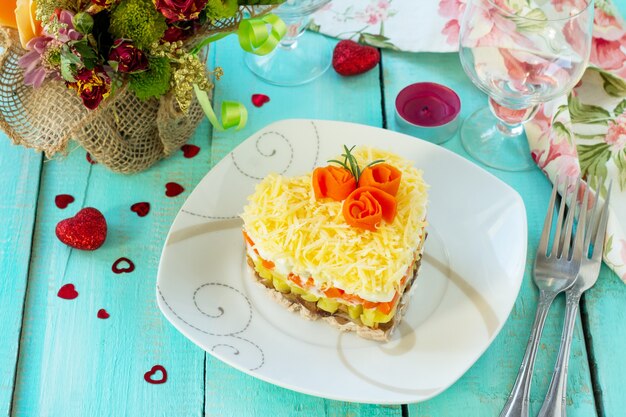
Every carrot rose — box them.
[312,166,357,201]
[358,163,402,196]
[342,186,397,231]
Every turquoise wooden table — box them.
[2,5,626,416]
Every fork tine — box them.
[538,177,559,257]
[559,178,581,259]
[591,181,612,261]
[569,177,591,261]
[583,175,604,251]
[553,177,570,257]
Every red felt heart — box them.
[86,152,97,164]
[144,365,167,384]
[165,182,184,197]
[112,257,135,274]
[251,94,270,107]
[181,144,200,158]
[58,284,78,300]
[131,202,150,217]
[97,309,110,319]
[56,208,107,250]
[332,40,380,76]
[55,194,75,209]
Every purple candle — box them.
[395,82,461,144]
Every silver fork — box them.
[537,179,613,417]
[499,178,590,417]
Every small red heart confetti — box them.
[112,257,135,274]
[251,94,270,107]
[131,202,150,217]
[144,365,167,384]
[86,152,97,164]
[56,208,107,250]
[58,284,78,300]
[55,194,75,209]
[332,40,380,76]
[181,144,200,158]
[97,309,110,319]
[165,182,184,197]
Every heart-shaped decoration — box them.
[144,365,167,384]
[112,257,135,274]
[165,182,184,197]
[131,202,150,217]
[251,94,270,108]
[58,284,78,300]
[55,194,75,209]
[181,144,200,158]
[86,152,97,164]
[332,40,380,76]
[97,309,110,319]
[56,208,107,250]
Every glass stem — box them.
[496,121,524,137]
[278,15,309,50]
[488,97,538,135]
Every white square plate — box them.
[156,119,527,404]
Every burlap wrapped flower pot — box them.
[0,27,205,174]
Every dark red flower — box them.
[154,0,208,22]
[66,67,111,110]
[108,39,148,73]
[162,22,195,42]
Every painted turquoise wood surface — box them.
[0,134,40,417]
[1,5,625,416]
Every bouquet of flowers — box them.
[0,0,284,173]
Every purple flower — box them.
[55,10,82,42]
[18,10,83,88]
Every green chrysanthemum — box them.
[109,0,167,50]
[205,0,239,20]
[129,57,172,100]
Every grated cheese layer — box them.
[241,147,428,302]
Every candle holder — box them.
[395,82,461,145]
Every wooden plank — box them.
[0,136,41,417]
[583,265,626,417]
[580,2,626,414]
[11,124,211,416]
[203,35,401,416]
[379,50,598,416]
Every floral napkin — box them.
[312,0,626,283]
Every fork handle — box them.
[537,291,582,417]
[499,291,556,417]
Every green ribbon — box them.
[237,14,287,56]
[190,14,285,131]
[191,14,287,56]
[194,85,248,131]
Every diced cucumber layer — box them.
[348,304,363,320]
[317,298,339,313]
[252,258,394,326]
[301,293,319,302]
[360,307,393,326]
[273,277,291,293]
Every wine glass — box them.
[245,0,332,86]
[459,0,594,171]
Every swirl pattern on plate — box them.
[158,284,264,370]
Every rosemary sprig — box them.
[327,145,384,183]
